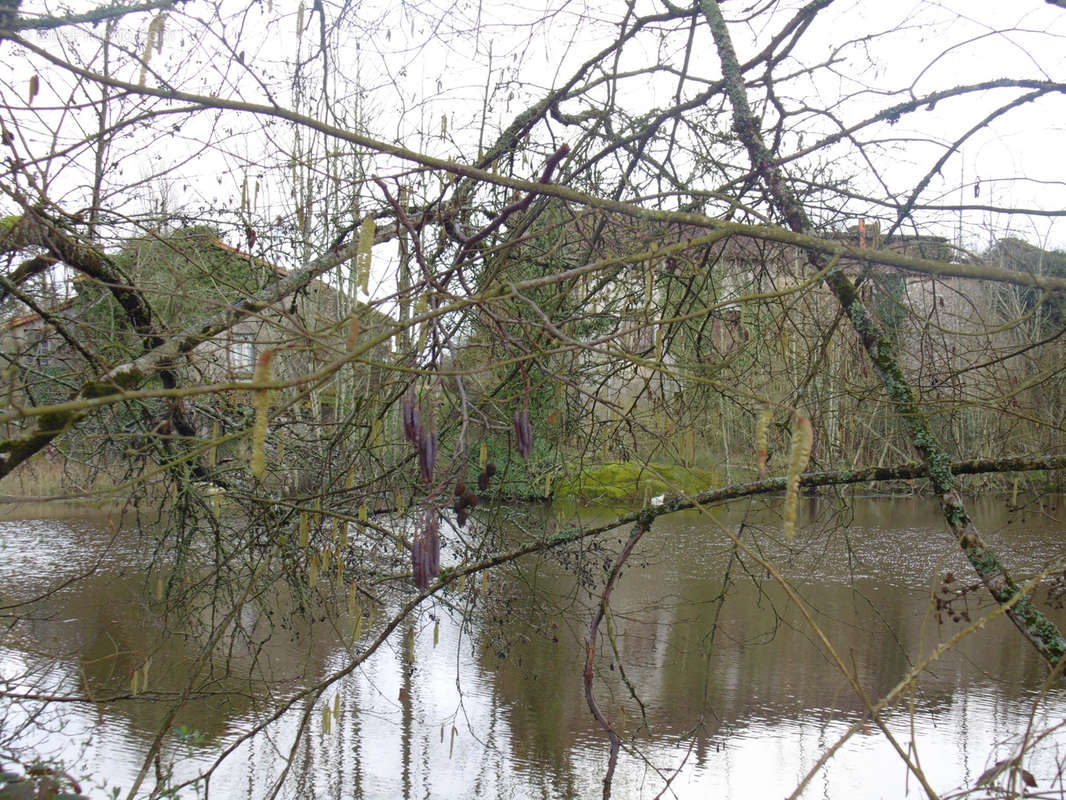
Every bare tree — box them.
[2,0,1066,797]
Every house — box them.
[0,226,396,444]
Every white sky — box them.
[3,0,1065,283]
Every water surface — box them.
[1,495,1065,798]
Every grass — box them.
[554,460,719,503]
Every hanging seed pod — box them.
[411,508,441,590]
[477,462,496,491]
[424,510,440,578]
[250,349,273,478]
[412,529,427,589]
[208,420,219,468]
[783,415,814,540]
[357,216,375,296]
[402,391,421,444]
[522,412,533,459]
[418,430,438,484]
[755,407,772,479]
[346,317,361,352]
[513,408,524,454]
[513,408,533,461]
[453,490,479,512]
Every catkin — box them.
[783,415,813,540]
[346,317,361,352]
[208,420,218,467]
[357,217,375,295]
[755,407,772,479]
[250,349,273,478]
[138,14,165,85]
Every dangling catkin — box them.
[357,217,375,296]
[346,316,361,352]
[208,420,218,468]
[783,415,813,540]
[250,349,273,478]
[755,407,772,479]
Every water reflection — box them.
[1,495,1065,798]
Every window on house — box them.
[31,331,58,368]
[228,332,256,373]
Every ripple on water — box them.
[0,518,143,597]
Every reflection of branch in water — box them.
[583,514,649,800]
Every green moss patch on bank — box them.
[554,461,718,503]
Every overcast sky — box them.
[5,0,1065,269]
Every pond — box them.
[1,495,1065,799]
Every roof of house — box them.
[0,297,75,333]
[1,229,394,335]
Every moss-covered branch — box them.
[8,210,160,344]
[4,0,178,34]
[576,454,1066,531]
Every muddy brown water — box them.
[1,495,1065,798]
